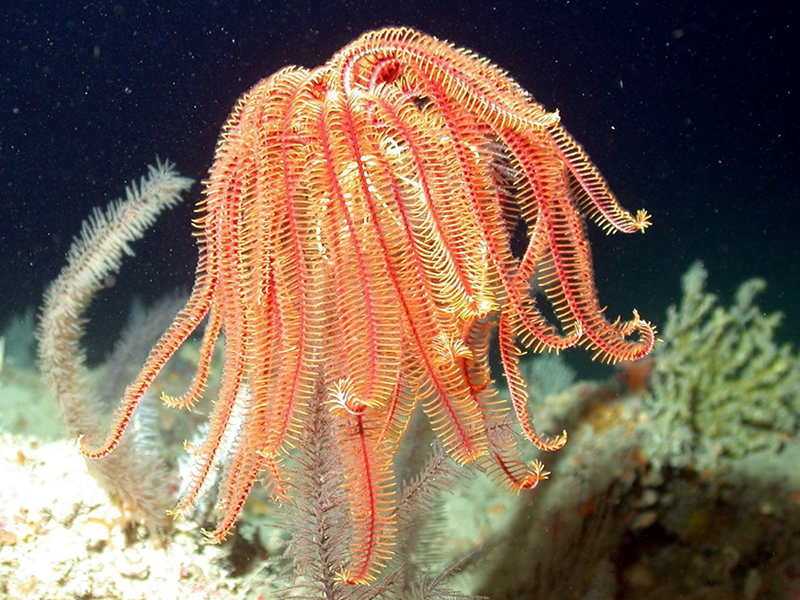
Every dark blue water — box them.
[2,0,797,361]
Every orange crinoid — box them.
[81,27,655,584]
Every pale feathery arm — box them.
[37,160,193,528]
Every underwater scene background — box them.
[1,1,798,599]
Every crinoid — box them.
[80,27,655,584]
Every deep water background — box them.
[1,0,797,373]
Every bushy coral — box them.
[523,353,577,400]
[643,261,800,468]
